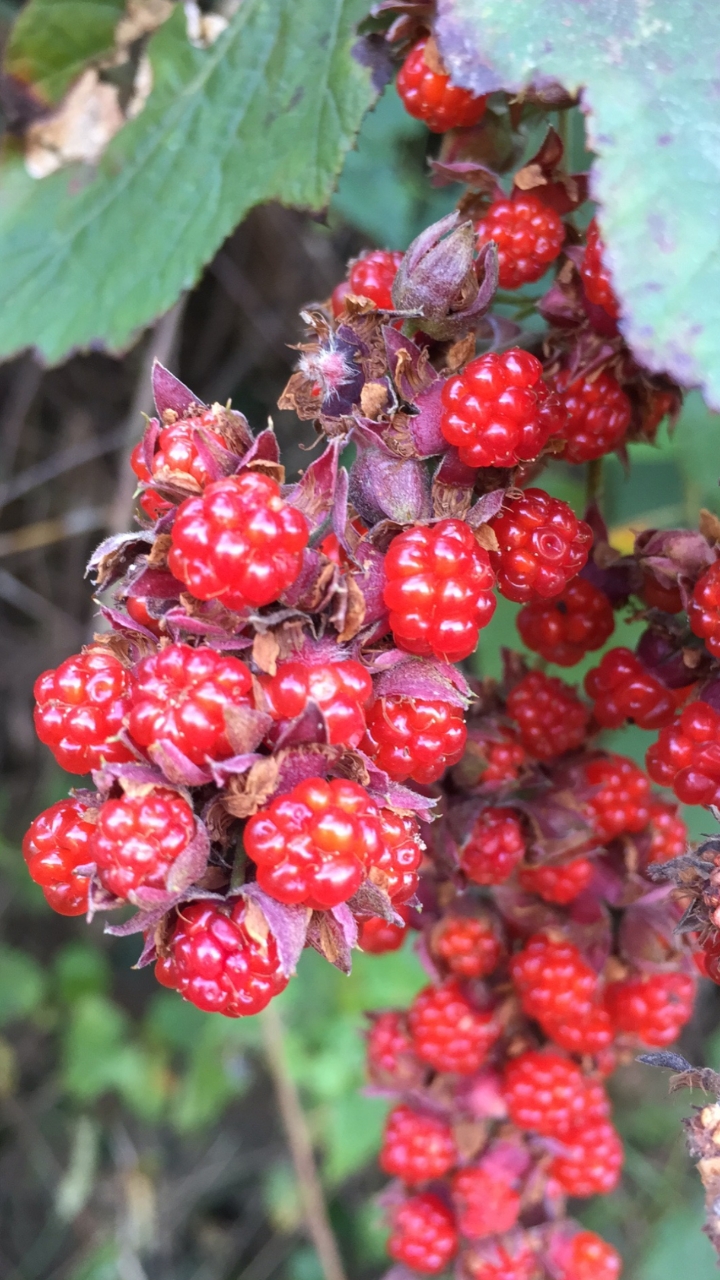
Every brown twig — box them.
[260,1003,347,1280]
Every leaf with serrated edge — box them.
[5,0,126,105]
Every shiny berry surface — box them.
[440,349,565,468]
[688,560,720,656]
[542,1005,614,1056]
[168,472,309,612]
[91,786,196,900]
[362,695,467,785]
[408,980,499,1074]
[380,1104,458,1185]
[387,1192,458,1274]
[646,702,720,806]
[504,1051,608,1137]
[475,194,565,288]
[471,726,527,785]
[506,670,589,761]
[348,249,403,311]
[517,577,614,667]
[646,798,687,863]
[605,972,694,1046]
[261,657,372,746]
[131,413,226,518]
[127,643,253,767]
[562,1230,623,1280]
[511,933,599,1022]
[433,914,502,978]
[519,857,593,904]
[157,899,288,1017]
[397,37,487,133]
[581,219,620,319]
[383,519,496,661]
[367,1011,424,1087]
[33,648,134,775]
[549,1119,623,1197]
[451,1165,520,1239]
[553,369,631,463]
[640,570,683,613]
[582,754,651,840]
[584,648,677,730]
[489,489,592,603]
[22,798,94,916]
[358,909,409,954]
[460,806,526,885]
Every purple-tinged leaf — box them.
[149,739,213,787]
[392,213,498,341]
[153,361,204,417]
[346,879,398,922]
[331,467,351,548]
[306,909,354,974]
[98,604,159,642]
[91,760,172,798]
[270,701,327,751]
[431,448,477,520]
[285,438,343,535]
[408,381,447,458]
[240,426,280,469]
[241,883,310,977]
[166,820,211,894]
[274,745,343,797]
[383,326,437,401]
[105,904,169,938]
[466,487,507,528]
[86,530,153,588]
[209,753,264,786]
[349,422,432,525]
[331,901,359,951]
[222,704,273,756]
[373,657,472,708]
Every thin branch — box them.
[0,567,81,634]
[0,426,127,512]
[260,1003,348,1280]
[0,353,43,479]
[0,507,110,558]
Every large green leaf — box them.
[436,1,720,407]
[4,0,126,104]
[0,0,375,364]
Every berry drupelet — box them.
[464,1237,538,1280]
[552,368,631,463]
[581,754,651,840]
[519,856,594,904]
[510,933,599,1022]
[475,194,565,289]
[557,1230,623,1280]
[408,980,499,1074]
[687,560,720,656]
[331,249,404,315]
[22,797,95,916]
[432,913,503,978]
[517,576,614,667]
[605,972,695,1046]
[358,912,408,954]
[459,806,526,885]
[380,1104,458,1184]
[440,349,565,468]
[366,1010,424,1088]
[260,657,372,747]
[549,1119,623,1197]
[451,1165,521,1239]
[506,670,590,760]
[397,36,487,133]
[91,786,197,900]
[488,489,593,603]
[504,1051,608,1137]
[387,1192,459,1274]
[645,798,687,864]
[362,694,467,784]
[33,648,134,775]
[580,219,620,319]
[646,701,720,806]
[130,412,227,519]
[584,648,678,730]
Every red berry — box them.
[460,806,526,885]
[582,754,651,840]
[131,412,227,518]
[475,194,565,289]
[367,1010,425,1087]
[464,1237,538,1280]
[506,670,589,761]
[260,657,372,746]
[339,249,404,313]
[700,935,720,985]
[380,1104,458,1184]
[488,489,592,603]
[646,702,720,806]
[646,798,687,864]
[580,219,620,319]
[125,593,162,636]
[517,577,614,667]
[387,1192,458,1274]
[504,1051,608,1137]
[33,648,134,775]
[552,369,631,464]
[688,561,720,656]
[549,1119,623,1197]
[511,933,599,1022]
[605,972,694,1046]
[640,570,683,613]
[91,786,196,900]
[397,37,487,133]
[244,777,422,910]
[451,1165,521,1240]
[168,472,309,612]
[557,1230,623,1280]
[433,914,503,978]
[359,908,409,954]
[22,798,94,916]
[542,1005,614,1056]
[383,519,496,661]
[127,643,253,768]
[156,899,287,1017]
[362,695,467,785]
[440,349,565,468]
[519,857,593,905]
[584,648,678,730]
[470,725,528,786]
[408,981,499,1074]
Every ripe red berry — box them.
[688,560,720,656]
[358,908,409,954]
[380,1104,458,1184]
[331,250,404,315]
[362,695,467,785]
[511,933,599,1022]
[646,702,720,806]
[125,593,162,636]
[552,369,631,464]
[549,1119,623,1197]
[33,648,134,775]
[440,349,565,468]
[408,980,499,1074]
[470,725,527,786]
[131,412,227,519]
[581,754,651,840]
[155,899,287,1016]
[260,657,372,747]
[244,777,422,910]
[700,935,720,985]
[451,1165,521,1240]
[91,786,196,900]
[464,1238,538,1280]
[556,1230,622,1280]
[387,1192,459,1274]
[519,857,593,905]
[367,1010,425,1087]
[506,671,589,761]
[542,1005,614,1057]
[580,219,620,319]
[433,914,503,978]
[460,806,526,885]
[127,643,253,767]
[475,194,565,289]
[517,576,614,667]
[488,489,593,603]
[396,37,487,133]
[605,972,695,1046]
[640,570,683,613]
[168,472,309,612]
[504,1051,608,1137]
[22,798,94,916]
[383,519,496,661]
[646,798,687,864]
[584,648,678,730]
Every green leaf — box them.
[0,944,45,1024]
[0,0,376,364]
[4,0,126,104]
[54,941,111,1002]
[437,1,720,407]
[62,994,168,1119]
